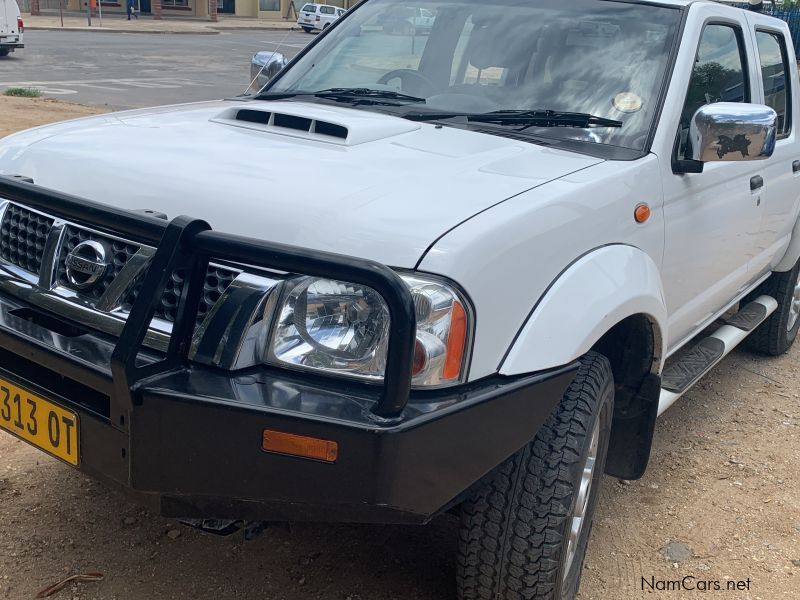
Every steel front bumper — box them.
[0,291,575,523]
[0,176,577,523]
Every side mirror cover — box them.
[689,102,777,163]
[250,51,289,93]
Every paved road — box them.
[0,30,312,109]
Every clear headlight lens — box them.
[267,274,471,387]
[268,278,390,380]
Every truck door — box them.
[659,15,764,351]
[745,21,800,276]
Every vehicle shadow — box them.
[1,454,459,599]
[2,347,795,599]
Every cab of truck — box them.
[0,0,24,57]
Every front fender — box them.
[500,245,667,375]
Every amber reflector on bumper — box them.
[262,430,338,463]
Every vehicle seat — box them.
[449,20,536,100]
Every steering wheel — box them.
[377,69,436,97]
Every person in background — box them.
[127,0,138,19]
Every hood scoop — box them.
[211,103,420,146]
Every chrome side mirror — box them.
[689,102,777,163]
[250,51,288,93]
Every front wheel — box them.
[457,351,614,600]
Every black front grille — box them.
[124,264,238,325]
[3,203,240,328]
[0,204,54,274]
[56,226,141,301]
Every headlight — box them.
[268,278,390,380]
[266,274,471,387]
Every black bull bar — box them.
[0,176,418,422]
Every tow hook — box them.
[178,519,270,540]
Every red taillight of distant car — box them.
[18,17,24,33]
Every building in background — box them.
[21,0,360,21]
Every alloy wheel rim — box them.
[563,417,600,583]
[788,270,800,332]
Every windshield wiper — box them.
[314,88,426,103]
[403,109,622,129]
[256,88,426,106]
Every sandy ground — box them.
[0,96,108,139]
[0,98,798,600]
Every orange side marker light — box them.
[443,300,468,380]
[634,203,651,224]
[262,430,338,463]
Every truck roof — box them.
[631,0,727,7]
[634,0,790,18]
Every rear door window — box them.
[755,29,792,138]
[320,5,335,14]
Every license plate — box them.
[0,378,79,465]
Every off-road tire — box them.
[744,258,800,356]
[456,352,614,600]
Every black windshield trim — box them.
[642,3,689,154]
[450,121,645,160]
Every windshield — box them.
[265,0,681,151]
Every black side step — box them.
[725,301,768,331]
[661,337,725,394]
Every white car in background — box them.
[297,3,346,34]
[0,0,24,57]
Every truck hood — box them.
[0,100,602,267]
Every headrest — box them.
[467,23,530,71]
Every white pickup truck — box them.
[0,1,797,599]
[0,0,24,57]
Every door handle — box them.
[750,175,764,191]
[793,160,800,173]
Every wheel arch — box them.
[499,245,667,376]
[498,244,668,479]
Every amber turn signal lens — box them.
[262,430,338,463]
[443,300,468,380]
[634,203,651,224]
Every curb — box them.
[27,25,302,33]
[210,26,299,31]
[26,25,221,34]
